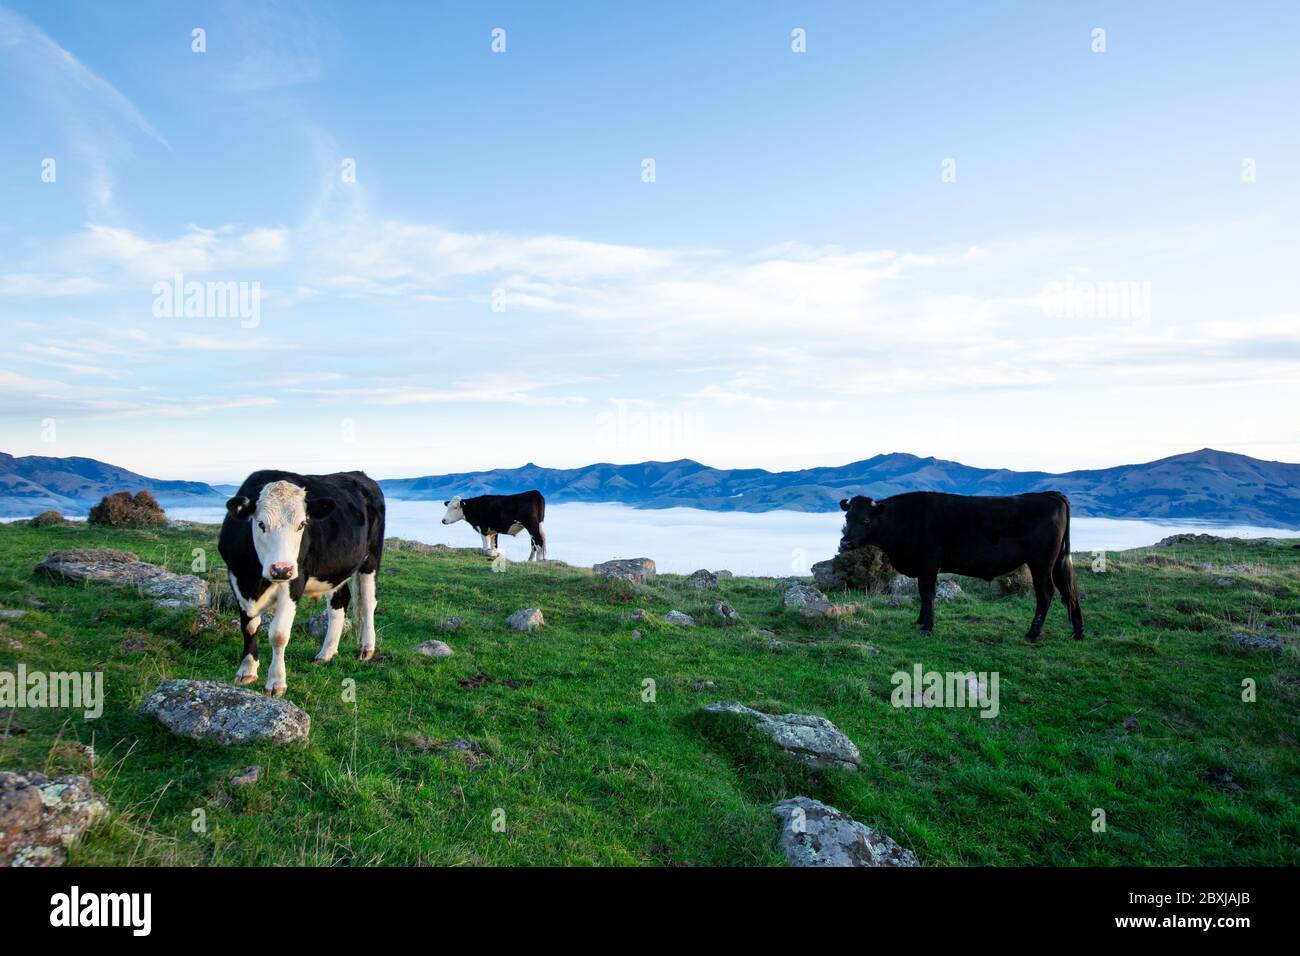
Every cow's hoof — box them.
[264,685,286,698]
[313,652,335,663]
[1025,633,1041,643]
[358,648,375,661]
[916,626,933,636]
[233,674,258,686]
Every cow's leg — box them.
[355,570,378,661]
[1026,563,1055,642]
[916,573,937,634]
[234,611,260,685]
[265,585,296,697]
[314,581,351,663]
[1052,552,1084,639]
[524,521,544,561]
[480,532,498,556]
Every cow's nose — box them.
[269,563,295,580]
[441,519,448,524]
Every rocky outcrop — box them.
[935,580,964,602]
[0,771,109,866]
[507,608,544,631]
[811,547,895,593]
[701,701,860,771]
[593,558,656,584]
[36,549,208,609]
[772,797,918,867]
[994,565,1033,596]
[138,679,310,745]
[684,569,718,589]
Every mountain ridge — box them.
[2,448,1298,527]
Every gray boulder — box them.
[507,608,544,631]
[712,600,741,623]
[138,679,310,745]
[1231,632,1282,652]
[701,701,860,771]
[0,609,27,620]
[781,584,856,619]
[772,797,918,867]
[593,558,657,584]
[664,610,695,625]
[0,770,109,866]
[36,549,208,610]
[415,639,455,658]
[889,575,917,594]
[306,611,351,639]
[684,569,718,589]
[935,580,964,602]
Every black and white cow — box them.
[441,490,547,561]
[218,470,385,696]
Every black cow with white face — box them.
[441,490,546,561]
[218,470,385,696]
[839,490,1083,642]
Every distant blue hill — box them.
[2,448,1298,528]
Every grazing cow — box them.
[441,490,547,560]
[839,490,1083,642]
[218,470,385,696]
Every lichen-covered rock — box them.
[935,580,964,602]
[772,797,918,867]
[306,611,351,639]
[507,608,544,631]
[1231,632,1282,652]
[889,575,917,595]
[781,584,856,619]
[138,679,310,745]
[994,565,1033,597]
[36,549,208,609]
[664,610,694,625]
[812,547,895,593]
[0,609,26,620]
[712,600,741,623]
[593,558,656,584]
[0,771,108,866]
[415,639,454,658]
[684,569,718,589]
[701,701,860,771]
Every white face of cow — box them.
[441,497,465,525]
[227,480,336,582]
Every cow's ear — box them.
[443,500,449,506]
[306,498,336,520]
[839,498,851,512]
[226,496,254,520]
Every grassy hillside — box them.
[1,521,1297,866]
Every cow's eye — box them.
[257,522,266,532]
[297,522,306,531]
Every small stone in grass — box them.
[664,610,694,625]
[506,608,544,631]
[416,640,454,658]
[230,766,261,787]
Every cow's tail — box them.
[1050,492,1084,638]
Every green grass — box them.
[1,521,1297,866]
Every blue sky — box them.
[1,0,1297,481]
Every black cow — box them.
[441,490,547,561]
[218,470,385,696]
[839,490,1083,642]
